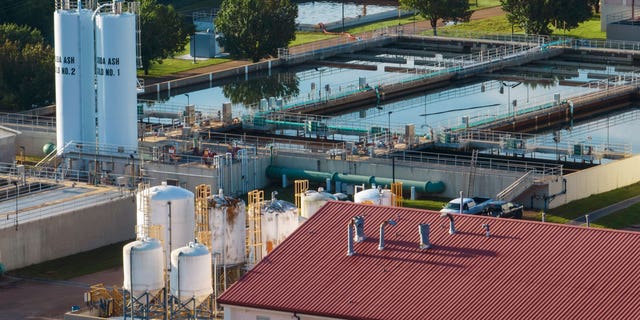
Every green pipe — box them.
[266,166,333,182]
[266,166,445,194]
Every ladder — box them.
[294,179,309,210]
[466,149,479,196]
[195,184,212,251]
[136,183,151,239]
[246,190,264,268]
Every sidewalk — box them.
[568,194,640,225]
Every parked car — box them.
[440,197,492,215]
[482,201,523,219]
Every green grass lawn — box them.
[290,32,339,47]
[138,57,231,78]
[403,198,450,211]
[591,203,640,229]
[439,13,605,39]
[8,240,130,280]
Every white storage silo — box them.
[136,182,195,268]
[54,4,95,153]
[95,9,137,151]
[261,198,299,255]
[300,189,336,219]
[122,238,164,299]
[170,241,213,308]
[209,190,246,266]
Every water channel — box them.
[141,41,640,155]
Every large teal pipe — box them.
[266,166,445,193]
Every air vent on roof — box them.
[482,223,490,237]
[419,224,431,249]
[353,215,365,242]
[347,219,356,256]
[440,212,455,235]
[378,219,397,250]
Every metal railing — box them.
[0,112,56,132]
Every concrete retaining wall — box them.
[0,196,135,271]
[14,130,56,157]
[272,154,521,199]
[547,154,640,209]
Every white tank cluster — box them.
[54,0,138,154]
[170,241,213,309]
[136,182,195,268]
[261,195,300,255]
[208,189,246,266]
[354,186,394,206]
[122,238,165,299]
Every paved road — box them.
[568,195,640,225]
[142,6,505,85]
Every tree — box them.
[551,0,593,32]
[140,0,193,74]
[501,0,593,35]
[0,0,54,43]
[0,24,53,111]
[216,0,298,62]
[399,0,472,36]
[222,72,300,106]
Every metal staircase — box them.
[495,170,535,202]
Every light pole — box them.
[12,181,18,230]
[184,93,190,106]
[500,81,521,117]
[314,67,324,101]
[388,111,393,149]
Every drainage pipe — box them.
[266,166,445,194]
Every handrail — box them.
[496,170,534,201]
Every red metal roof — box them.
[218,201,640,320]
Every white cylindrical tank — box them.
[136,182,195,268]
[300,189,336,219]
[354,187,394,206]
[170,242,213,308]
[261,199,299,255]
[209,190,246,266]
[95,11,137,151]
[122,238,164,299]
[54,7,95,153]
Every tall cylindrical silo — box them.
[95,10,137,151]
[209,190,246,266]
[54,6,95,153]
[136,182,196,268]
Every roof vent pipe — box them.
[459,191,463,215]
[271,191,278,203]
[419,224,431,249]
[347,220,356,256]
[353,216,365,242]
[482,223,490,237]
[440,212,455,235]
[378,219,397,250]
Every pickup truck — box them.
[482,201,524,219]
[440,197,492,215]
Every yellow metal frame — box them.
[391,182,403,207]
[246,189,264,266]
[195,184,212,251]
[294,179,309,209]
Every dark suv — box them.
[482,201,523,219]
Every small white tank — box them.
[300,188,336,219]
[170,241,213,308]
[261,198,299,255]
[136,182,195,268]
[123,238,164,299]
[354,187,394,206]
[209,189,246,266]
